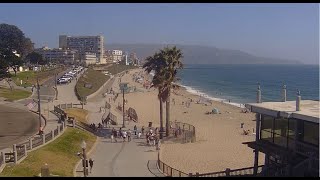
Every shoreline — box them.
[174,82,247,109]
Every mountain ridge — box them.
[105,43,302,65]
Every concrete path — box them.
[75,72,162,177]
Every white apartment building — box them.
[83,52,97,66]
[34,46,76,64]
[59,35,104,64]
[111,50,123,62]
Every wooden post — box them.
[42,134,46,144]
[1,152,5,165]
[13,144,17,164]
[51,130,54,139]
[72,119,76,127]
[225,168,231,176]
[29,139,33,150]
[57,125,60,134]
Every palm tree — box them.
[158,46,183,137]
[143,46,183,138]
[143,52,166,139]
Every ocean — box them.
[177,64,319,106]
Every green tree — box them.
[0,23,34,76]
[26,52,46,65]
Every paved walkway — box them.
[74,72,162,177]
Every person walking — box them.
[89,158,94,173]
[127,129,132,142]
[141,126,145,136]
[122,131,127,142]
[134,125,137,135]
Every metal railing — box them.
[157,153,189,177]
[295,140,319,159]
[192,165,264,177]
[167,121,196,143]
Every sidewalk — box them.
[74,72,162,177]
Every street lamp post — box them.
[54,70,58,100]
[119,82,128,128]
[122,88,125,128]
[37,77,42,134]
[81,140,87,177]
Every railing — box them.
[192,165,264,177]
[54,129,58,136]
[0,119,65,174]
[157,152,189,177]
[4,152,14,163]
[16,145,25,161]
[167,121,196,143]
[45,132,53,142]
[295,141,319,159]
[32,137,43,148]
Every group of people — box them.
[111,127,132,142]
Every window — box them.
[303,121,319,146]
[261,115,274,143]
[273,117,288,148]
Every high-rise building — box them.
[59,35,104,64]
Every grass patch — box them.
[104,64,137,75]
[11,67,66,87]
[0,128,97,177]
[75,68,110,100]
[64,108,89,124]
[0,87,32,101]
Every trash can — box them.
[148,122,152,128]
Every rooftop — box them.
[246,100,319,124]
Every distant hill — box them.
[105,43,302,65]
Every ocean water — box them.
[177,64,319,106]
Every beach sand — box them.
[109,68,265,174]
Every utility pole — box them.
[54,69,58,100]
[37,77,42,134]
[122,88,125,128]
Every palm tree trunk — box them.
[165,93,171,137]
[159,99,164,139]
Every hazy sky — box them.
[0,3,319,64]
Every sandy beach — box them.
[109,68,265,174]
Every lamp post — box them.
[119,83,128,128]
[37,77,42,134]
[54,70,58,100]
[81,140,87,177]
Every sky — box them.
[0,3,319,64]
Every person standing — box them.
[89,158,94,173]
[141,126,145,136]
[122,131,127,142]
[134,125,137,135]
[127,129,132,142]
